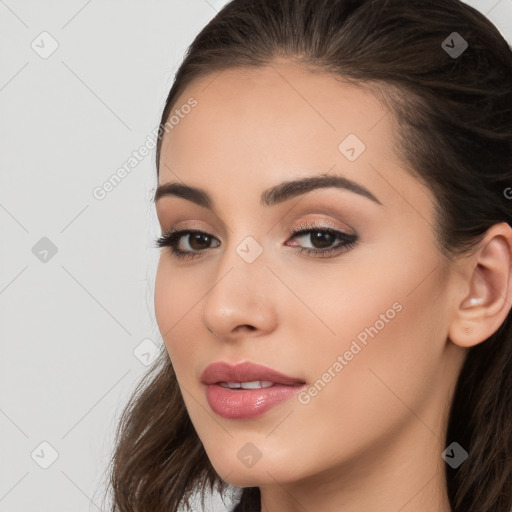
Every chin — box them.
[221,471,267,487]
[205,448,302,487]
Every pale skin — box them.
[154,59,512,512]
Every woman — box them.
[104,0,512,510]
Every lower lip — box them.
[205,383,305,419]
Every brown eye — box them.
[186,233,214,251]
[155,229,220,260]
[307,230,336,249]
[288,227,357,257]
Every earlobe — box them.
[448,222,512,349]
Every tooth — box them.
[241,381,264,389]
[218,382,241,388]
[218,381,276,389]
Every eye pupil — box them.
[311,230,334,248]
[190,233,211,250]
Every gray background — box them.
[1,1,511,511]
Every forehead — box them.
[158,60,435,226]
[159,60,395,175]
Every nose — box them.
[201,238,278,342]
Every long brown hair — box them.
[103,1,512,510]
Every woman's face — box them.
[154,60,465,487]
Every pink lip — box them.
[201,361,306,420]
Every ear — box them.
[449,222,512,348]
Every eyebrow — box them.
[153,173,382,208]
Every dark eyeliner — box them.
[155,229,212,260]
[291,227,357,257]
[155,225,358,260]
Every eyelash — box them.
[155,222,358,261]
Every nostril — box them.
[239,325,256,332]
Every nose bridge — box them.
[201,227,276,336]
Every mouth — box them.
[201,361,306,420]
[217,380,277,389]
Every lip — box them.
[201,361,306,420]
[201,361,305,386]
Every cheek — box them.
[263,271,444,482]
[154,258,200,363]
[154,259,175,338]
[298,254,445,432]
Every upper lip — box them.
[201,361,306,386]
